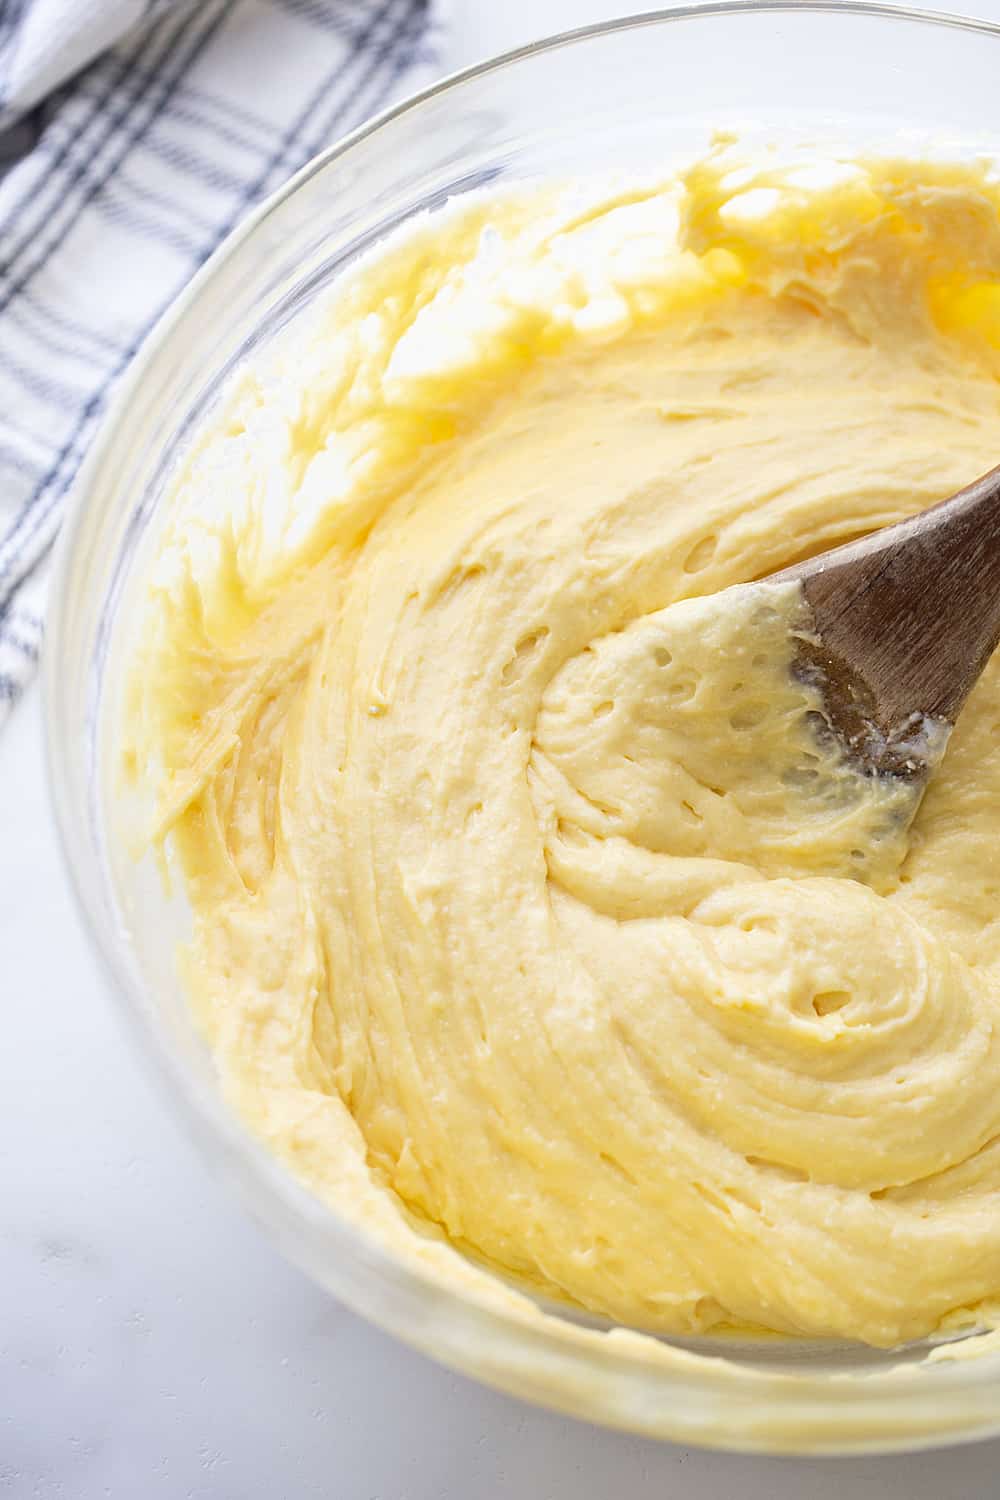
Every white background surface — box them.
[7,2,1000,1495]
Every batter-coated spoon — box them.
[771,463,1000,781]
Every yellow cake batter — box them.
[126,147,1000,1349]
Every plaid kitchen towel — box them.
[0,0,446,724]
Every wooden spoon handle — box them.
[777,463,1000,729]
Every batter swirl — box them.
[128,149,1000,1346]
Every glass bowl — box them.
[45,1,1000,1455]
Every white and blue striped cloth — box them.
[0,0,445,724]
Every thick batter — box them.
[126,149,1000,1348]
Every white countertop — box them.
[7,3,1000,1495]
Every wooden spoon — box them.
[771,463,1000,781]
